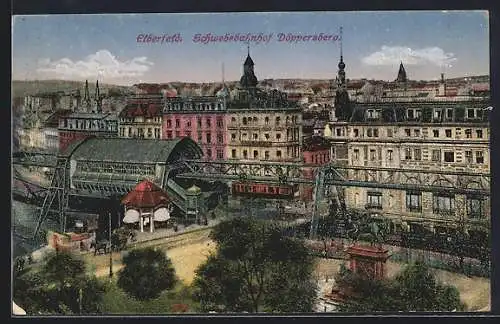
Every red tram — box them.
[231,182,296,199]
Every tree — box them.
[117,247,176,300]
[335,262,464,312]
[13,251,106,315]
[192,217,317,313]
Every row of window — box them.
[352,148,486,164]
[343,127,485,139]
[120,117,162,123]
[61,119,117,131]
[365,108,484,121]
[165,117,224,128]
[119,127,161,139]
[165,102,226,111]
[77,162,155,175]
[365,191,485,219]
[230,115,299,126]
[204,148,225,159]
[165,131,224,143]
[231,149,293,160]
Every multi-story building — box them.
[301,135,331,201]
[324,51,490,241]
[118,95,163,139]
[58,80,117,151]
[162,95,228,160]
[226,51,302,163]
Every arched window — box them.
[242,117,247,125]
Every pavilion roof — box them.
[121,179,170,208]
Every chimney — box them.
[438,73,446,96]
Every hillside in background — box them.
[11,80,133,99]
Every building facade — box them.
[226,51,303,163]
[59,112,118,152]
[325,53,490,240]
[301,135,331,201]
[118,95,163,139]
[162,96,228,160]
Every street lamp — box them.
[109,211,113,278]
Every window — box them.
[265,117,269,125]
[242,133,248,140]
[353,149,359,161]
[476,151,484,164]
[253,150,258,159]
[185,131,192,138]
[243,150,248,159]
[167,119,172,127]
[253,117,258,123]
[387,149,393,161]
[433,193,455,216]
[387,129,393,137]
[414,148,422,161]
[128,128,132,136]
[217,118,223,127]
[443,151,455,163]
[366,192,382,209]
[206,118,211,127]
[406,191,422,212]
[175,131,180,137]
[231,117,236,123]
[405,129,411,137]
[433,109,442,120]
[197,118,202,127]
[353,129,359,137]
[276,117,281,126]
[433,129,439,137]
[465,129,472,138]
[405,148,412,160]
[217,133,224,143]
[414,129,420,137]
[276,133,281,140]
[445,129,452,138]
[231,133,236,141]
[264,133,270,140]
[243,117,247,125]
[446,109,453,119]
[467,196,484,219]
[467,109,476,119]
[465,151,473,163]
[231,149,236,158]
[369,149,376,161]
[197,132,202,142]
[175,119,180,127]
[217,149,224,159]
[206,149,212,158]
[373,129,379,137]
[186,121,191,128]
[476,129,483,138]
[166,131,172,139]
[265,151,270,160]
[206,133,212,143]
[277,150,282,158]
[336,129,342,136]
[367,129,373,137]
[432,149,441,162]
[253,133,258,140]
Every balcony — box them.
[406,206,422,213]
[365,203,383,210]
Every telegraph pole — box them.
[109,211,113,278]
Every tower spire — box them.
[247,41,250,56]
[340,26,343,61]
[222,62,225,84]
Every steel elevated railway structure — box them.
[13,138,490,243]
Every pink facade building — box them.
[162,96,228,160]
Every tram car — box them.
[231,182,296,199]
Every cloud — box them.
[36,50,154,79]
[362,46,457,67]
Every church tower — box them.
[395,61,408,91]
[239,44,258,93]
[94,80,102,113]
[82,80,92,112]
[334,26,352,121]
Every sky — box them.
[12,11,490,85]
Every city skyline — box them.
[12,11,490,86]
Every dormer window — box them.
[433,109,442,121]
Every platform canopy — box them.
[122,179,170,209]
